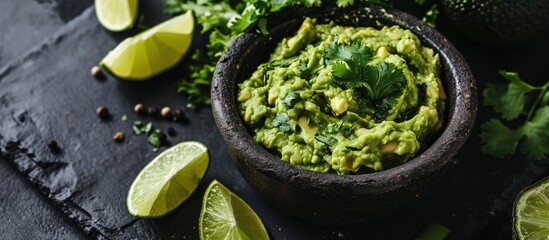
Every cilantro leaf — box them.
[500,71,537,120]
[283,92,300,107]
[315,133,338,153]
[324,37,372,66]
[480,70,549,160]
[363,62,405,102]
[479,119,521,159]
[299,62,311,79]
[520,107,549,160]
[483,83,507,112]
[324,39,405,121]
[272,113,292,132]
[332,61,363,88]
[147,129,162,150]
[166,0,394,108]
[336,0,355,7]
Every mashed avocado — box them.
[238,18,445,174]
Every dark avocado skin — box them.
[441,0,549,45]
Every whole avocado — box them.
[440,0,549,45]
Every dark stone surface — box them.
[0,0,548,239]
[0,158,88,240]
[0,0,92,66]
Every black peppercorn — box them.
[173,109,185,122]
[167,127,176,136]
[91,66,104,79]
[161,107,172,119]
[113,132,124,142]
[148,106,159,117]
[96,106,109,119]
[134,103,145,115]
[47,140,61,152]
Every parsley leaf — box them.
[272,113,292,132]
[325,39,405,121]
[480,71,549,160]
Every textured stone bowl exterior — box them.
[211,4,477,225]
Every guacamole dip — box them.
[238,18,445,174]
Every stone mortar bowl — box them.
[211,4,477,225]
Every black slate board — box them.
[1,1,549,239]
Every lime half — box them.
[100,11,194,80]
[127,141,209,218]
[95,0,138,32]
[200,180,269,240]
[514,176,549,239]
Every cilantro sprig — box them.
[480,71,549,160]
[324,38,405,121]
[165,0,408,108]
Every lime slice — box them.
[514,176,549,239]
[200,180,269,240]
[100,11,194,80]
[95,0,138,32]
[127,141,209,218]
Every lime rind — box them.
[95,0,138,32]
[100,11,194,80]
[200,180,269,240]
[514,176,549,239]
[127,141,209,218]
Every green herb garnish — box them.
[480,71,549,160]
[422,4,439,28]
[147,129,163,152]
[299,62,312,80]
[165,0,396,108]
[121,114,128,122]
[132,121,164,151]
[283,92,300,108]
[271,113,292,132]
[324,38,406,121]
[315,133,338,153]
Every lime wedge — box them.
[514,176,549,239]
[127,141,209,218]
[100,11,194,80]
[95,0,138,32]
[200,180,269,240]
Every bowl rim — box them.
[211,4,477,193]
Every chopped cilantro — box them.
[272,113,292,132]
[132,121,165,151]
[165,0,394,108]
[480,71,549,160]
[315,133,338,153]
[299,62,312,80]
[147,129,163,152]
[283,92,300,108]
